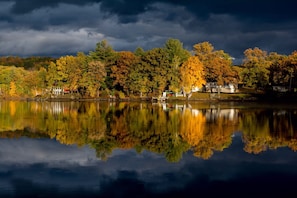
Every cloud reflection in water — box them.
[0,136,297,197]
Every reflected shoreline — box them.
[1,101,297,197]
[1,101,297,162]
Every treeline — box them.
[0,38,296,98]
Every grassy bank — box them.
[1,88,297,103]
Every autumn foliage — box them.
[0,39,297,98]
[1,101,297,162]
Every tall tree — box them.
[79,60,106,97]
[141,48,171,96]
[240,47,271,88]
[163,38,191,92]
[46,61,59,87]
[268,52,288,86]
[286,51,297,91]
[88,40,119,91]
[193,42,237,85]
[46,53,86,95]
[128,62,149,97]
[179,56,206,97]
[128,49,147,96]
[89,40,117,63]
[0,66,27,97]
[55,55,82,91]
[0,66,14,96]
[134,47,145,56]
[24,68,47,96]
[111,51,138,95]
[9,81,17,97]
[164,38,190,66]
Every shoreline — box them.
[1,90,297,103]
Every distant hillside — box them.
[0,56,56,70]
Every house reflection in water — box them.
[1,101,297,197]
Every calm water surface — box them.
[0,101,297,197]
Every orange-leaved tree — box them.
[179,56,206,98]
[193,41,237,85]
[111,51,138,95]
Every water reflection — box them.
[1,135,297,197]
[1,101,297,161]
[1,101,297,197]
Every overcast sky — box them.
[0,0,297,64]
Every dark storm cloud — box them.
[185,1,297,23]
[0,0,296,63]
[8,0,297,23]
[8,0,98,14]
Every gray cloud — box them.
[0,0,296,64]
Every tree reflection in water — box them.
[1,101,297,162]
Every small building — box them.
[272,86,288,92]
[205,82,237,93]
[220,84,236,93]
[52,87,63,95]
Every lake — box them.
[0,101,297,197]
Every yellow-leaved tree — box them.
[9,81,17,97]
[179,56,205,98]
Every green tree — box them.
[128,48,171,96]
[141,48,171,96]
[0,66,14,96]
[79,60,106,97]
[55,56,71,86]
[240,47,271,88]
[89,40,117,63]
[65,55,82,92]
[163,38,191,92]
[268,52,288,86]
[45,55,83,95]
[24,68,47,96]
[164,38,190,66]
[88,40,119,90]
[134,47,145,56]
[0,66,28,97]
[128,63,149,97]
[46,61,59,87]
